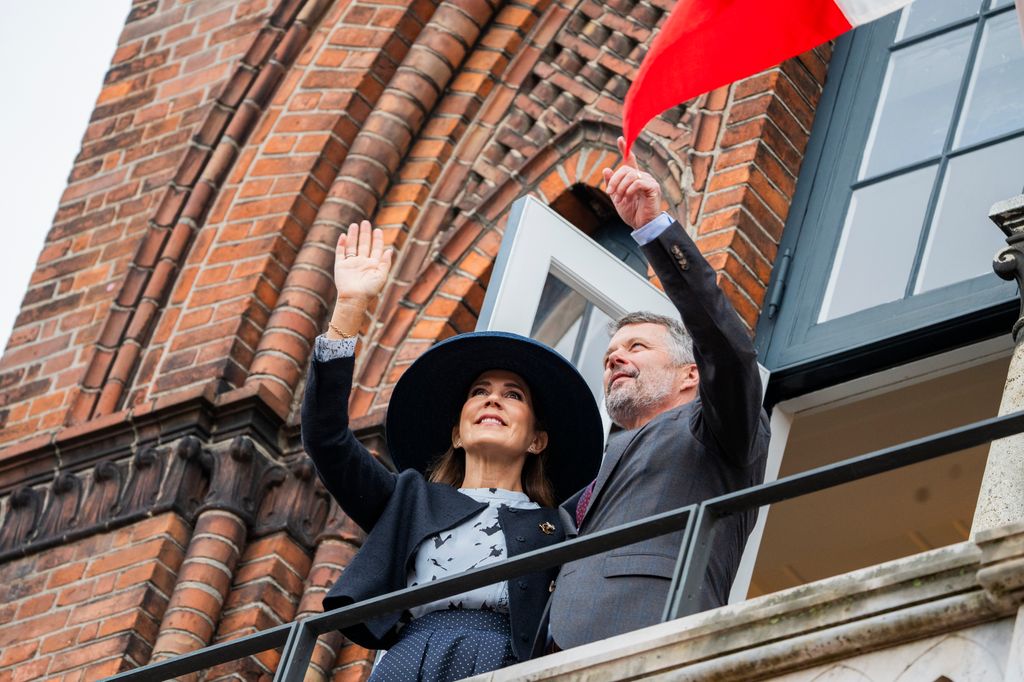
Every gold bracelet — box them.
[328,322,358,338]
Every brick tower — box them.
[0,0,827,678]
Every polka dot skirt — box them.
[368,610,517,682]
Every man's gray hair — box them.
[610,311,695,366]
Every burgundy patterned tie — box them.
[575,479,596,528]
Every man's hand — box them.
[602,136,662,229]
[334,220,393,304]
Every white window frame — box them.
[728,333,1014,601]
[478,196,680,333]
[477,196,685,436]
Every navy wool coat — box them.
[301,355,569,662]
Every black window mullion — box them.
[890,13,980,51]
[850,153,943,191]
[902,12,989,297]
[947,126,1024,160]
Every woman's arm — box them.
[301,222,397,532]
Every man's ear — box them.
[680,364,699,392]
[530,430,549,455]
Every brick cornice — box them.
[254,460,331,550]
[0,384,385,561]
[0,436,209,563]
[0,380,288,490]
[199,435,287,524]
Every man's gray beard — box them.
[605,370,676,427]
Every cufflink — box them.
[539,522,555,535]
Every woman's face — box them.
[453,369,548,460]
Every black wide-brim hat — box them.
[385,331,604,502]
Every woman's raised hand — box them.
[334,221,394,303]
[327,221,394,339]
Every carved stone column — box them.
[975,192,1024,682]
[973,192,1024,536]
[148,436,285,672]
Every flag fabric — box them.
[623,0,917,155]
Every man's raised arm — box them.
[603,137,765,466]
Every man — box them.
[548,138,770,649]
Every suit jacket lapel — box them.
[581,428,641,526]
[580,407,686,527]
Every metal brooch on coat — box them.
[539,521,555,535]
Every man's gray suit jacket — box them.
[549,219,770,649]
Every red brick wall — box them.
[0,0,832,679]
[0,0,829,445]
[0,513,187,680]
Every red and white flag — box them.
[623,0,917,154]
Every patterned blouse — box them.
[408,487,540,619]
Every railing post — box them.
[273,621,319,682]
[664,504,721,620]
[661,506,697,622]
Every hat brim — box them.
[385,331,604,503]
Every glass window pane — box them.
[915,136,1024,293]
[531,273,585,358]
[860,27,973,179]
[954,11,1024,148]
[819,166,938,322]
[896,0,982,41]
[529,272,613,405]
[990,0,1014,8]
[575,307,614,407]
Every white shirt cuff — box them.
[630,212,674,245]
[314,334,356,361]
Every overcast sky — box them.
[0,1,131,352]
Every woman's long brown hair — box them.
[428,444,557,508]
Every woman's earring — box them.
[454,439,462,449]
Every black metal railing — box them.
[106,409,1024,682]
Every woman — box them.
[302,221,604,681]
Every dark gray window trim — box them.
[755,7,1019,403]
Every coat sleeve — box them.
[639,221,765,467]
[301,355,397,532]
